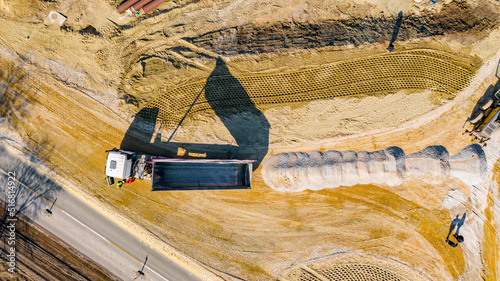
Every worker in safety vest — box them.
[117,181,124,188]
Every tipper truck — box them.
[464,60,500,146]
[105,149,254,191]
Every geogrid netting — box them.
[281,254,428,281]
[143,49,474,128]
[293,269,322,281]
[313,264,402,281]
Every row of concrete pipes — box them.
[117,0,167,14]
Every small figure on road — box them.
[117,181,124,188]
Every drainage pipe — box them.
[131,0,154,12]
[117,0,140,13]
[143,0,168,13]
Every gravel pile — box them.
[263,145,486,192]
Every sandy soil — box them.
[1,0,500,280]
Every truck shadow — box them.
[120,57,270,170]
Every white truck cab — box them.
[105,151,133,179]
[104,149,255,190]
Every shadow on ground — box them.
[0,145,63,236]
[185,2,499,56]
[120,57,270,170]
[387,11,403,52]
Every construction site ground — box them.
[1,0,500,280]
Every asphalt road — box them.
[0,145,202,281]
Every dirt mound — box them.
[449,143,487,186]
[263,144,485,192]
[262,147,406,192]
[186,1,499,55]
[405,145,450,184]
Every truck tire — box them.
[106,176,115,186]
[484,107,493,118]
[481,99,494,110]
[470,111,484,124]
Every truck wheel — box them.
[470,111,484,124]
[484,107,493,118]
[106,176,115,186]
[481,99,494,110]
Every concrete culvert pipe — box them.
[262,145,486,192]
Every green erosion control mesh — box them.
[143,49,475,128]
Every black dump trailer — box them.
[105,149,254,191]
[152,159,253,191]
